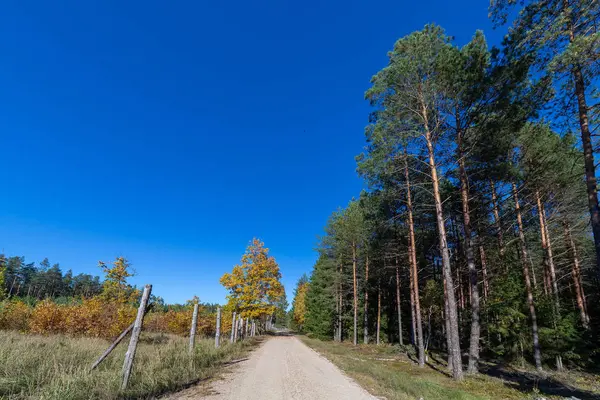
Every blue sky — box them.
[0,0,505,304]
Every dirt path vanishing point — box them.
[169,335,377,400]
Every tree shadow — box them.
[266,330,294,337]
[481,364,600,400]
[222,357,249,366]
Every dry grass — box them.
[300,336,600,400]
[0,331,259,399]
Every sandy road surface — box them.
[169,335,376,400]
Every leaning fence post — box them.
[90,303,154,371]
[189,302,199,354]
[121,284,152,390]
[230,311,236,343]
[215,307,221,348]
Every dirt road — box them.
[170,335,376,400]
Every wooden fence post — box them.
[90,303,154,371]
[215,307,221,348]
[121,284,152,390]
[189,302,199,354]
[234,315,239,342]
[230,311,236,343]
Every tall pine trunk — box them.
[512,182,543,371]
[563,221,589,328]
[395,258,404,346]
[364,254,369,344]
[457,133,481,374]
[536,192,559,308]
[352,243,358,346]
[479,240,489,300]
[490,180,505,260]
[376,280,381,345]
[425,127,462,379]
[405,155,425,366]
[336,262,343,342]
[563,0,600,283]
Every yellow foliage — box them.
[0,297,223,339]
[29,300,66,334]
[293,282,308,328]
[0,299,32,331]
[98,257,139,304]
[220,238,285,319]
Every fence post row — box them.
[189,302,199,354]
[121,284,152,390]
[215,307,221,348]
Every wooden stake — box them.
[121,284,152,390]
[90,303,154,371]
[233,314,239,343]
[230,311,236,343]
[215,307,222,348]
[189,302,199,354]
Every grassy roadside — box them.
[0,331,261,400]
[300,336,600,400]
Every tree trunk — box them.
[443,276,453,372]
[336,262,343,342]
[424,121,462,379]
[377,280,381,345]
[479,241,489,300]
[575,64,600,284]
[352,243,358,346]
[409,267,416,346]
[335,276,340,341]
[536,192,560,311]
[395,261,404,346]
[8,276,17,297]
[512,182,543,371]
[405,154,425,366]
[490,180,505,260]
[364,254,369,344]
[561,0,600,283]
[563,221,589,328]
[457,136,481,374]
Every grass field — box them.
[0,331,259,400]
[300,336,600,400]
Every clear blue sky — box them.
[0,0,505,304]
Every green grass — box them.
[300,336,600,400]
[0,331,260,399]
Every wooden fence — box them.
[88,284,266,389]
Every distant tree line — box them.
[0,255,103,300]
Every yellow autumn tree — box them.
[220,238,285,319]
[292,274,308,330]
[98,257,139,303]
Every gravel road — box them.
[169,335,376,400]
